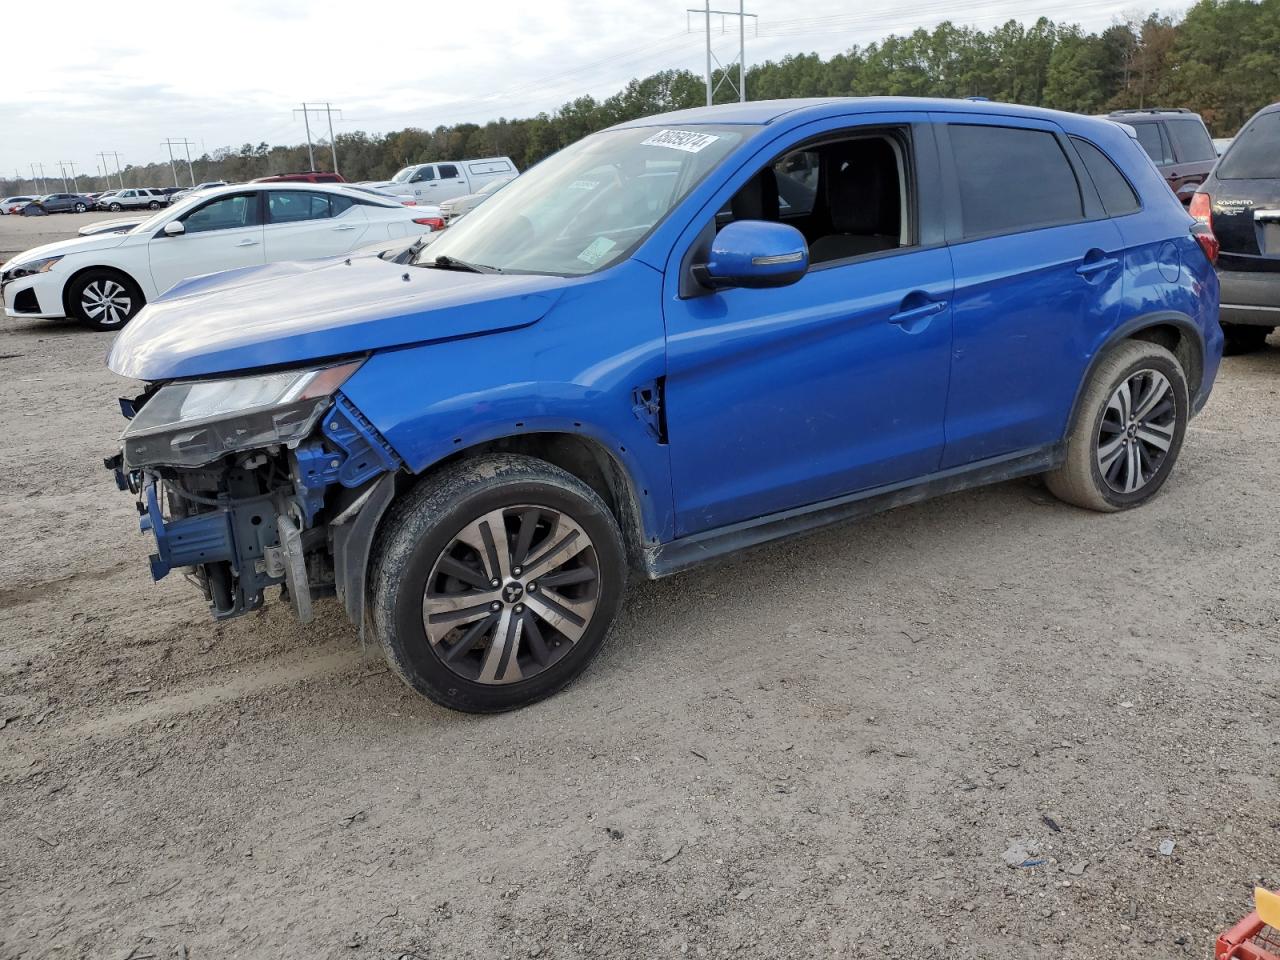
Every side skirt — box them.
[644,444,1064,579]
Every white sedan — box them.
[1,183,437,330]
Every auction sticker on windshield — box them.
[640,129,721,153]
[577,236,618,266]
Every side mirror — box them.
[694,220,809,290]
[162,220,185,237]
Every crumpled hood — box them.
[3,231,129,270]
[107,254,570,381]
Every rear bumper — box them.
[1219,269,1280,327]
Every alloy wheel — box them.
[1096,368,1176,494]
[422,504,600,685]
[81,279,133,326]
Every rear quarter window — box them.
[1217,111,1280,180]
[949,124,1084,238]
[1166,119,1216,163]
[1070,137,1141,217]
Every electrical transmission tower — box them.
[162,139,197,187]
[97,152,125,190]
[294,103,343,174]
[686,2,757,106]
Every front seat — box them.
[730,167,780,222]
[809,139,900,263]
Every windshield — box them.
[1217,111,1280,180]
[391,165,417,184]
[419,125,752,276]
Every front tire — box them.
[370,454,627,713]
[1044,340,1188,512]
[73,202,86,213]
[1221,322,1272,355]
[108,202,121,211]
[66,269,144,330]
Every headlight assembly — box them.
[3,255,62,280]
[120,360,363,469]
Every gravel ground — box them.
[0,214,1277,960]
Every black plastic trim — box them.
[643,444,1062,579]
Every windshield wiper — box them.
[430,254,502,275]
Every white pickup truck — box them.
[367,156,517,205]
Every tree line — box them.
[5,0,1278,198]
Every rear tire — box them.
[370,454,627,713]
[148,200,160,209]
[1044,340,1188,512]
[1221,322,1272,355]
[66,269,145,330]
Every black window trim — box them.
[934,118,1103,245]
[1066,134,1144,220]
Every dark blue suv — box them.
[105,98,1222,712]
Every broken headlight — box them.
[120,360,363,469]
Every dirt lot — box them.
[0,212,1277,960]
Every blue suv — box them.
[105,98,1223,712]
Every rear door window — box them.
[268,191,331,223]
[1166,119,1216,163]
[949,124,1083,238]
[1070,137,1140,217]
[1217,111,1280,180]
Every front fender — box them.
[339,260,675,543]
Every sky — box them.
[0,0,1157,182]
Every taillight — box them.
[1191,222,1219,265]
[1189,191,1212,226]
[413,217,445,231]
[1188,192,1217,264]
[401,200,417,206]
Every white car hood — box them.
[3,231,130,269]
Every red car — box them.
[251,171,346,184]
[1107,108,1218,204]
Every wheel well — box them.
[1127,322,1202,397]
[60,265,145,317]
[428,433,650,570]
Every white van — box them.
[371,157,518,205]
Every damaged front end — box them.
[105,360,400,625]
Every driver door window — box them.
[182,193,259,234]
[411,166,436,183]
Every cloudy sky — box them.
[1,0,1150,181]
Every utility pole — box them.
[162,139,197,187]
[686,2,757,105]
[98,152,125,190]
[295,104,316,171]
[162,140,179,186]
[295,103,343,173]
[36,162,49,193]
[58,161,80,192]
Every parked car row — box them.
[1,183,437,329]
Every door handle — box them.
[889,299,946,331]
[332,224,357,231]
[1076,255,1119,276]
[235,239,259,247]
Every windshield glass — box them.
[1217,111,1280,180]
[391,166,417,184]
[419,124,753,276]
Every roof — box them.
[611,96,1092,130]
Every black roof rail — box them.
[1109,107,1193,115]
